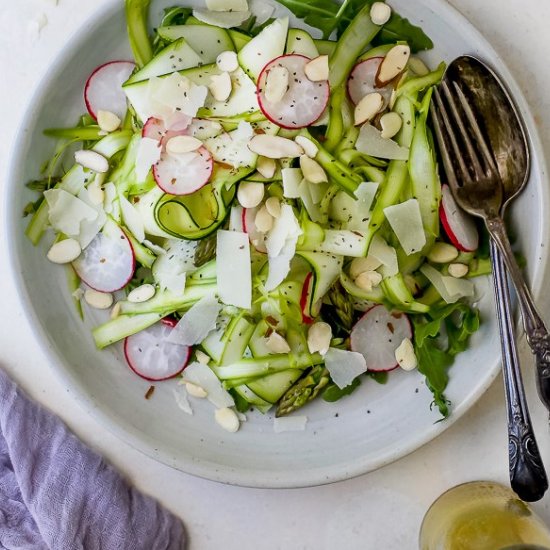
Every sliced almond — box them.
[427,242,459,264]
[265,65,289,104]
[380,112,403,140]
[395,338,418,371]
[97,110,121,133]
[265,196,281,218]
[215,407,240,432]
[354,92,384,126]
[300,155,327,184]
[256,156,277,179]
[265,331,291,354]
[47,239,81,264]
[110,302,122,319]
[87,180,105,205]
[370,2,392,25]
[127,283,156,303]
[448,263,469,278]
[237,181,264,208]
[74,149,109,173]
[216,50,239,73]
[294,135,318,158]
[304,55,329,82]
[248,135,303,159]
[307,322,332,356]
[195,350,211,365]
[209,71,232,102]
[355,270,383,292]
[186,382,208,398]
[376,44,410,87]
[84,289,113,310]
[349,256,382,280]
[254,205,274,233]
[166,135,203,154]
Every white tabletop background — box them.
[2,1,550,548]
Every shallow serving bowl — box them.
[5,0,550,488]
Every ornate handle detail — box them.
[487,216,550,412]
[491,240,548,502]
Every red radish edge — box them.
[350,305,412,372]
[124,318,191,382]
[84,60,136,121]
[346,57,391,106]
[242,207,267,253]
[439,184,479,252]
[256,54,330,130]
[299,272,314,324]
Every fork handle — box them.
[491,240,548,501]
[487,216,550,412]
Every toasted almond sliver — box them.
[265,332,291,354]
[395,338,418,371]
[215,407,240,433]
[427,242,459,264]
[166,135,203,154]
[47,239,82,264]
[75,149,109,173]
[355,270,383,292]
[256,156,277,179]
[97,110,121,133]
[87,180,105,205]
[448,263,469,278]
[84,289,113,310]
[127,284,156,303]
[377,45,410,86]
[186,382,208,398]
[237,181,264,208]
[300,155,327,184]
[304,55,329,82]
[294,135,318,158]
[254,205,274,233]
[209,71,232,102]
[370,2,392,25]
[380,112,403,140]
[349,256,382,280]
[354,92,384,126]
[216,50,239,73]
[265,196,281,218]
[248,135,303,159]
[307,322,332,356]
[264,65,289,104]
[111,302,122,319]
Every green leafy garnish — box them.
[413,303,480,417]
[367,371,389,385]
[276,0,432,50]
[322,377,361,402]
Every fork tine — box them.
[440,80,486,181]
[452,81,500,176]
[431,87,471,186]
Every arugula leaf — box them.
[160,6,193,27]
[238,16,276,37]
[230,389,251,413]
[276,0,345,39]
[413,303,480,417]
[322,377,361,402]
[367,371,389,384]
[372,12,433,52]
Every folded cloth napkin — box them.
[0,368,186,550]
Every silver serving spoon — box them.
[430,55,548,501]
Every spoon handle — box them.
[491,240,548,502]
[487,216,550,412]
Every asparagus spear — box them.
[276,365,330,417]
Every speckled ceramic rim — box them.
[5,0,550,488]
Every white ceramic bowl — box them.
[6,0,550,488]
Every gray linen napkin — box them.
[0,368,186,550]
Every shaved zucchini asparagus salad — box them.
[24,0,491,432]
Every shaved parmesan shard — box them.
[282,168,303,199]
[173,386,193,415]
[76,188,107,249]
[44,189,100,244]
[136,137,162,182]
[206,0,248,11]
[119,194,145,242]
[355,181,379,215]
[229,205,244,231]
[355,123,409,160]
[324,347,367,389]
[420,264,475,304]
[167,294,221,346]
[216,230,252,309]
[273,416,308,433]
[152,239,196,293]
[182,362,235,409]
[369,235,398,277]
[192,9,251,28]
[383,199,426,255]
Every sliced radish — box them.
[153,147,213,196]
[257,54,330,129]
[124,318,191,381]
[347,58,392,106]
[72,219,135,293]
[84,61,136,120]
[142,116,192,146]
[350,305,412,372]
[440,184,479,252]
[242,207,267,253]
[299,272,314,324]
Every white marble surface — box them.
[2,1,550,548]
